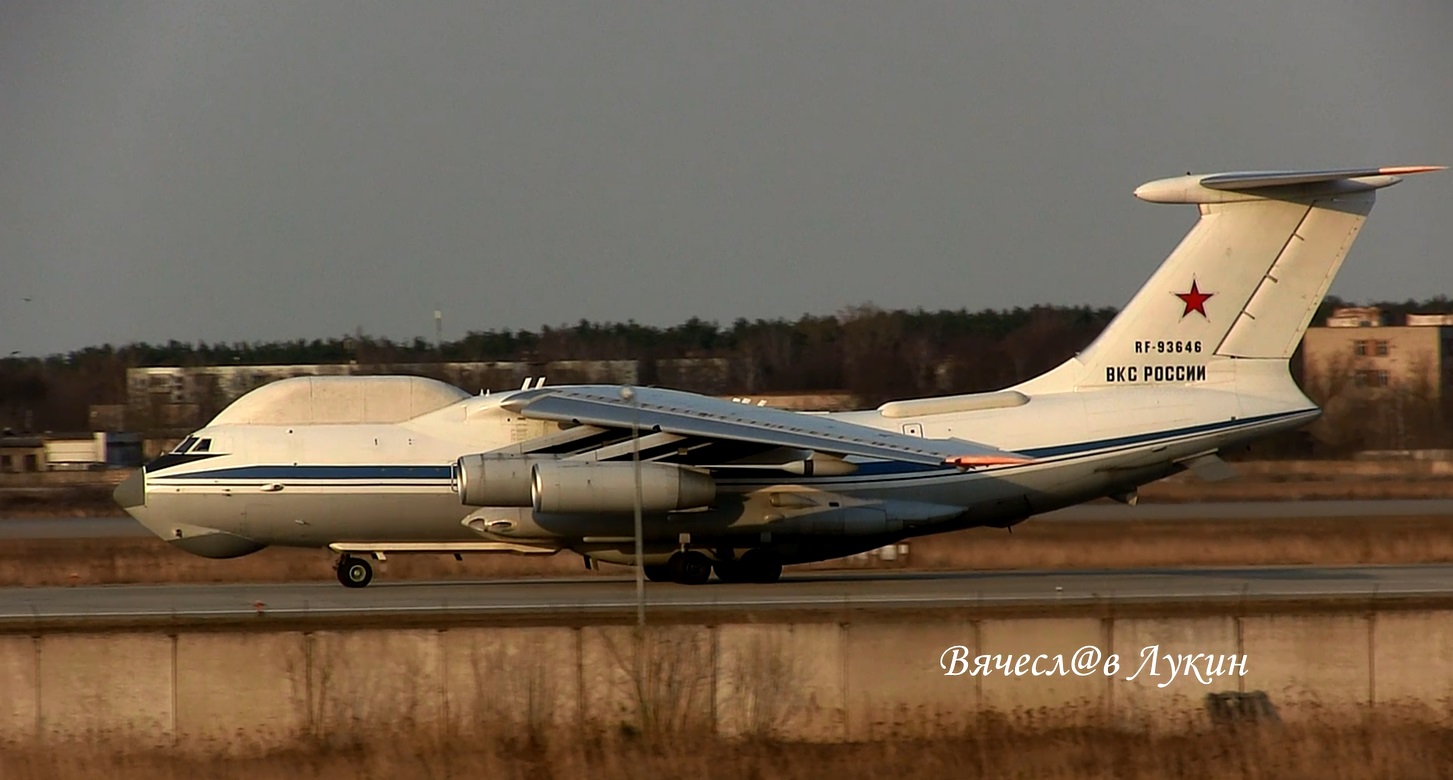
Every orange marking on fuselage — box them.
[945,454,1032,468]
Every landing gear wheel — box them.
[336,556,373,588]
[738,550,783,584]
[643,564,674,583]
[667,551,713,585]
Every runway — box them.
[4,564,1453,623]
[6,499,1453,539]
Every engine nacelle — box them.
[457,454,556,507]
[530,461,716,514]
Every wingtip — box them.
[1377,165,1447,176]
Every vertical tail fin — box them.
[1020,166,1444,392]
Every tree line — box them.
[2,295,1450,455]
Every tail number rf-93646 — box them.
[1134,340,1202,354]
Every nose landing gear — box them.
[336,555,373,588]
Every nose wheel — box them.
[336,555,373,588]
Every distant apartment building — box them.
[1301,307,1453,449]
[0,436,44,473]
[1302,307,1453,399]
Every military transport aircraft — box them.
[114,165,1443,586]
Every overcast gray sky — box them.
[3,1,1450,357]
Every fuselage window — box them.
[194,438,211,453]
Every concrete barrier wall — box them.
[4,609,1453,750]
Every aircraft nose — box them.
[113,469,145,509]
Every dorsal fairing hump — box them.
[208,375,470,426]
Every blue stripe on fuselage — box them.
[152,465,454,481]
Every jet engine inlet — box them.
[530,461,716,514]
[456,454,556,506]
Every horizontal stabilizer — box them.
[1200,166,1446,191]
[1134,165,1444,204]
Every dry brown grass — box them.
[4,715,1453,780]
[1142,479,1453,502]
[905,515,1453,571]
[5,515,1453,588]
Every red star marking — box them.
[1174,280,1214,319]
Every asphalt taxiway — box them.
[3,564,1452,623]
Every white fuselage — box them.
[123,360,1315,565]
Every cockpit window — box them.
[193,438,211,453]
[173,436,198,454]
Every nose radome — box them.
[113,469,145,509]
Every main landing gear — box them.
[642,552,710,585]
[642,550,783,585]
[336,555,373,588]
[713,549,782,584]
[670,551,714,585]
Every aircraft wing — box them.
[500,385,1027,468]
